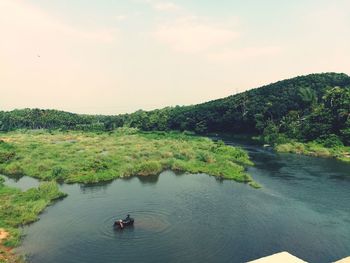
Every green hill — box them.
[1,72,350,145]
[126,72,350,145]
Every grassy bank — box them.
[0,178,66,262]
[0,128,256,186]
[275,141,350,162]
[0,129,256,261]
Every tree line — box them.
[1,72,349,145]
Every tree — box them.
[298,87,317,108]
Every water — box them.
[3,175,40,191]
[5,140,350,263]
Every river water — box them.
[4,139,350,263]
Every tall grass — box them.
[0,179,66,248]
[275,141,350,162]
[0,129,256,184]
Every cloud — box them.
[152,16,239,53]
[302,2,350,29]
[207,46,283,62]
[0,0,120,111]
[137,0,181,12]
[114,15,128,21]
[152,2,180,11]
[150,7,281,62]
[0,0,118,45]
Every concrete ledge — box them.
[247,252,306,263]
[334,257,350,263]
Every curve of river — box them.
[4,138,350,263]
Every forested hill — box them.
[1,72,350,145]
[0,109,124,131]
[161,72,350,144]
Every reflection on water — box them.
[8,140,350,263]
[79,181,112,194]
[137,174,160,184]
[2,175,40,191]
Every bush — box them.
[318,134,344,148]
[88,158,109,172]
[51,166,67,180]
[196,151,214,163]
[262,121,280,144]
[275,133,290,144]
[136,161,162,176]
[115,126,139,135]
[0,141,16,163]
[2,163,24,176]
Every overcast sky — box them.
[1,0,349,114]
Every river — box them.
[4,139,350,263]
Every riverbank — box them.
[0,129,258,261]
[0,178,66,262]
[0,129,256,186]
[275,141,350,163]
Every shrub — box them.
[0,141,16,163]
[318,134,344,148]
[262,121,280,144]
[196,151,214,163]
[136,161,162,176]
[88,158,109,172]
[115,126,139,135]
[0,150,16,163]
[2,163,23,176]
[51,166,67,180]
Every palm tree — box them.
[298,87,317,106]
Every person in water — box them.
[125,214,130,222]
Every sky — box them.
[1,0,349,114]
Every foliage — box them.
[1,73,349,147]
[0,141,16,163]
[275,141,350,162]
[317,134,344,148]
[0,109,124,132]
[0,130,254,185]
[136,161,162,176]
[298,86,317,107]
[262,121,280,144]
[0,182,66,247]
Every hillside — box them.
[1,72,349,145]
[160,72,350,145]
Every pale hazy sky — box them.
[1,0,349,114]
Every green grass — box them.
[0,129,257,261]
[275,141,350,162]
[0,129,255,185]
[0,178,66,262]
[0,129,256,261]
[0,180,66,247]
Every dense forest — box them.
[1,72,350,145]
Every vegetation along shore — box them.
[275,141,350,163]
[0,129,254,184]
[0,177,66,263]
[0,129,255,261]
[0,72,349,261]
[1,73,349,161]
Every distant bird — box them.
[37,55,40,58]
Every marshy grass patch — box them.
[0,177,66,261]
[0,130,255,185]
[276,141,350,162]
